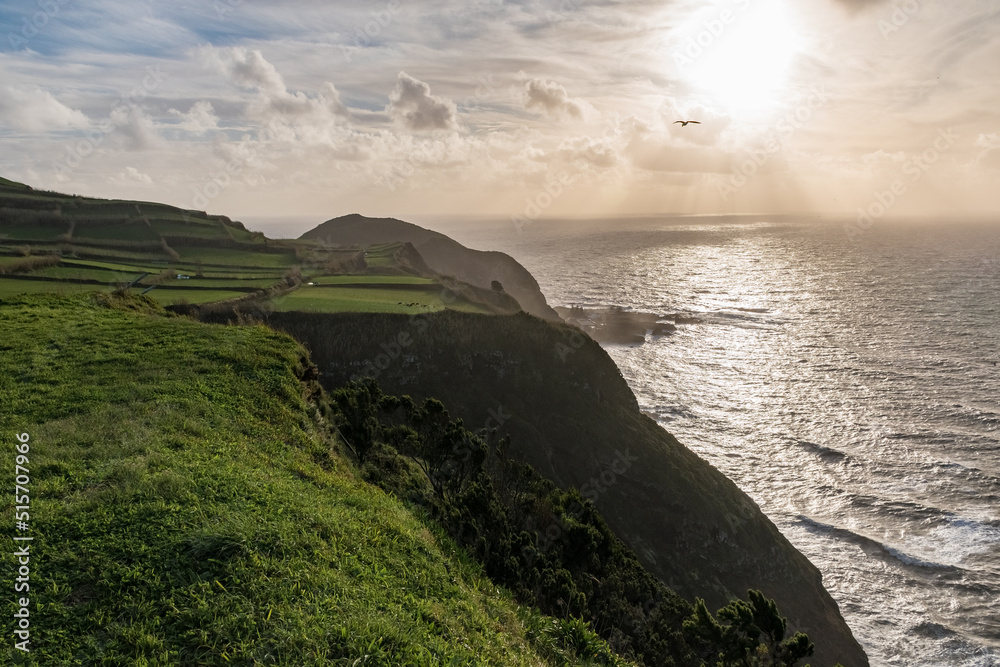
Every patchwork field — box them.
[0,182,509,317]
[273,284,493,314]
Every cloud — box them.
[386,72,459,131]
[974,132,1000,170]
[833,0,890,12]
[110,166,153,185]
[0,86,89,132]
[557,136,619,168]
[522,77,584,120]
[205,46,286,96]
[169,101,219,134]
[108,105,162,151]
[626,131,732,174]
[203,46,350,124]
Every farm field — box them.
[0,181,513,317]
[272,284,493,314]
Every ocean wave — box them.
[794,515,962,571]
[796,440,849,461]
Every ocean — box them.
[432,215,1000,667]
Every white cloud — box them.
[0,86,89,133]
[204,46,286,96]
[108,105,162,151]
[557,136,619,168]
[201,46,351,146]
[168,101,219,134]
[386,72,459,132]
[110,166,153,185]
[522,77,584,120]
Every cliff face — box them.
[299,214,562,322]
[265,310,870,667]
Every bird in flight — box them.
[673,120,701,127]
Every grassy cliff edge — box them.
[0,294,626,666]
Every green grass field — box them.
[0,294,623,666]
[0,181,509,317]
[273,285,493,314]
[157,277,281,289]
[309,274,436,285]
[27,265,143,283]
[151,220,232,239]
[60,258,170,273]
[135,287,251,305]
[0,279,106,297]
[72,224,161,242]
[174,247,298,269]
[0,175,30,189]
[0,226,67,241]
[60,259,284,280]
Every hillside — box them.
[0,182,516,317]
[259,310,870,667]
[300,213,562,322]
[0,180,867,664]
[0,294,629,666]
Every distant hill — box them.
[300,214,562,322]
[0,176,30,190]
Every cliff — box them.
[0,294,629,665]
[265,309,870,667]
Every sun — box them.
[675,0,802,114]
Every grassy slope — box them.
[0,294,624,666]
[0,184,505,316]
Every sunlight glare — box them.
[681,0,802,113]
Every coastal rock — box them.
[554,305,677,344]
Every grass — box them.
[0,181,511,317]
[0,294,626,666]
[0,226,67,241]
[362,245,400,268]
[0,176,30,189]
[46,245,173,263]
[309,275,437,285]
[151,220,233,240]
[61,260,283,280]
[72,224,161,242]
[26,265,142,283]
[0,279,106,297]
[136,287,252,305]
[272,285,494,315]
[61,259,171,274]
[174,247,298,269]
[157,277,280,289]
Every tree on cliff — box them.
[684,589,814,666]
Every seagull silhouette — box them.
[673,120,701,127]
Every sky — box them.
[1,0,998,233]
